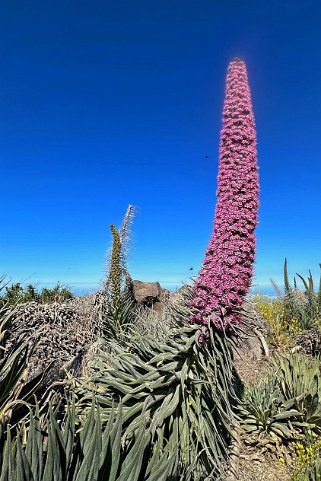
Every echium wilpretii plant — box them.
[191,58,259,328]
[101,205,136,341]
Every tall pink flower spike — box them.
[191,58,259,328]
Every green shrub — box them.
[253,261,321,346]
[0,281,74,306]
[292,439,321,481]
[39,282,74,303]
[279,260,321,332]
[306,461,321,481]
[252,293,295,346]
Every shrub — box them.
[0,281,74,306]
[0,298,238,480]
[292,439,321,481]
[253,261,321,346]
[270,260,321,334]
[253,293,302,347]
[39,282,74,303]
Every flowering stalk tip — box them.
[191,58,259,328]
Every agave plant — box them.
[0,303,44,441]
[238,360,308,442]
[238,379,295,440]
[240,354,321,444]
[0,396,178,481]
[74,320,238,480]
[275,355,321,434]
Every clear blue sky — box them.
[1,0,320,294]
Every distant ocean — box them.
[249,285,279,298]
[72,283,280,298]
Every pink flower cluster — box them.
[190,58,259,328]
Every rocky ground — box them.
[233,339,293,481]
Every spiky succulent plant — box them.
[74,318,239,479]
[0,303,45,442]
[0,397,178,481]
[239,354,321,444]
